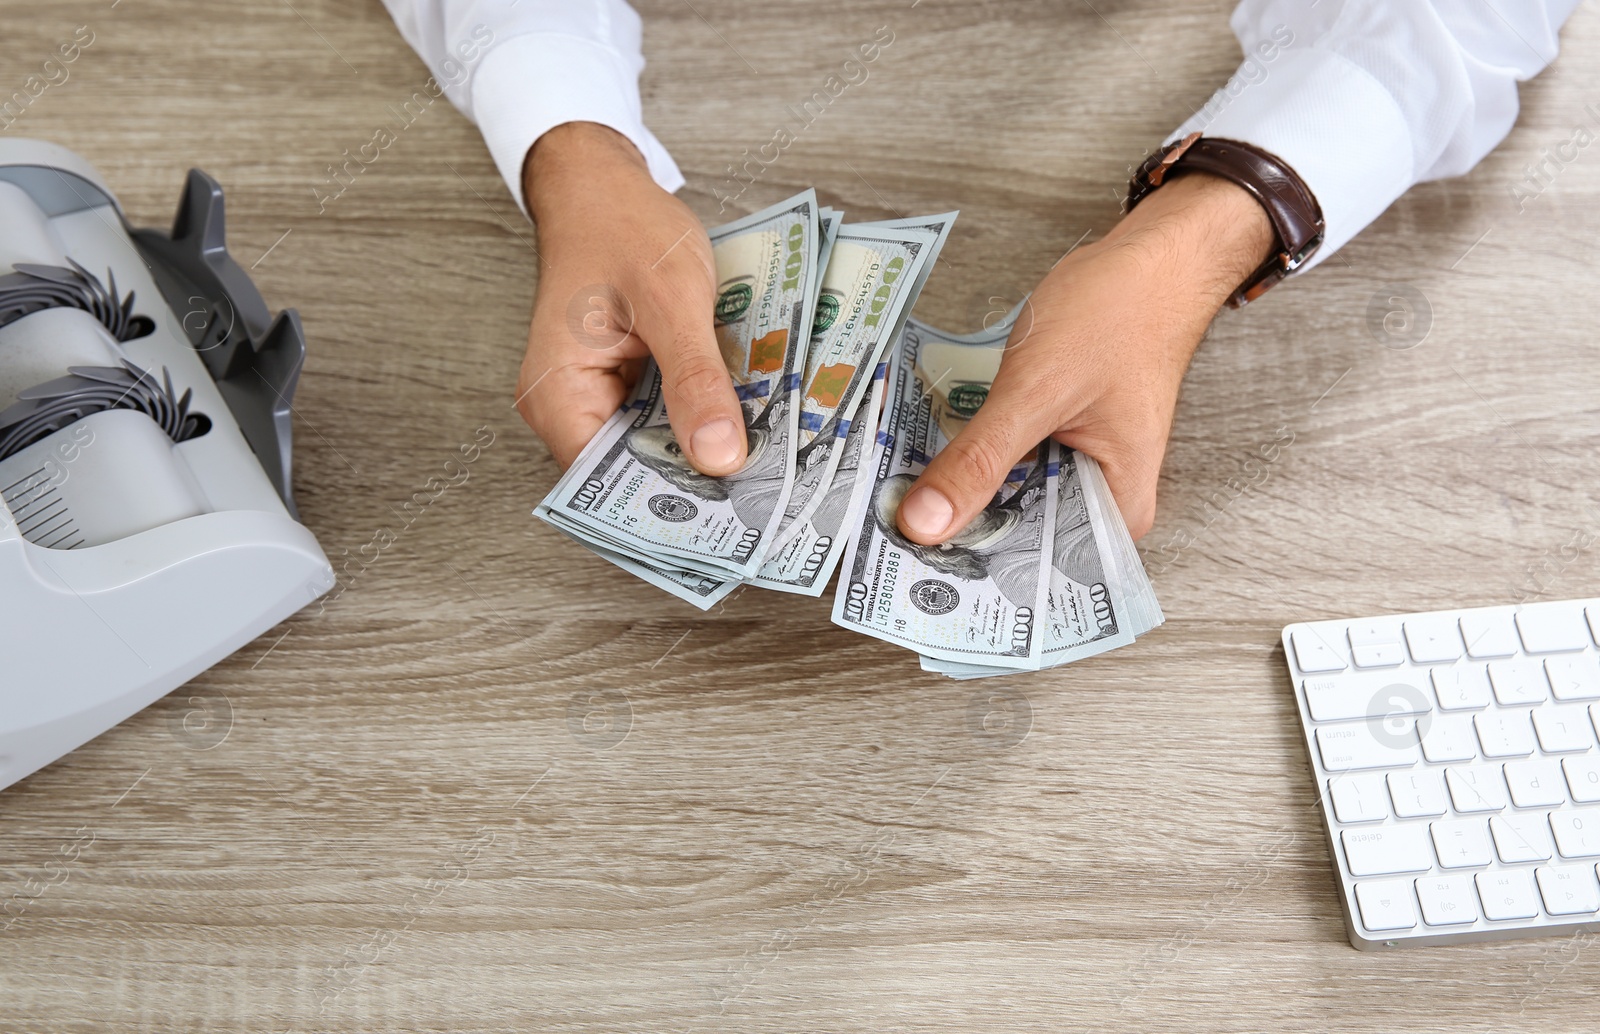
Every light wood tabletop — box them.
[4,1,1600,1031]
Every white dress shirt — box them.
[381,0,683,215]
[1169,0,1580,268]
[383,0,1577,267]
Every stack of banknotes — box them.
[536,190,1163,676]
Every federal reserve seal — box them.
[648,494,698,522]
[909,578,960,616]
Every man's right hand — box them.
[517,121,747,475]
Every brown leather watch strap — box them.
[1126,132,1325,308]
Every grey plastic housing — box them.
[0,138,334,794]
[0,143,307,516]
[131,169,306,516]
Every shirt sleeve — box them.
[1168,0,1582,270]
[381,0,684,216]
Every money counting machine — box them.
[0,139,333,791]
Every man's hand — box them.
[516,122,746,475]
[896,172,1275,544]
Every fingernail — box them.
[900,486,954,540]
[690,419,742,472]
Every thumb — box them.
[896,383,1057,545]
[633,288,749,477]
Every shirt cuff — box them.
[1167,47,1415,272]
[469,31,685,218]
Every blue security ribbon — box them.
[798,411,826,433]
[734,379,771,401]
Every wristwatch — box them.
[1126,132,1325,308]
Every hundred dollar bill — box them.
[708,190,823,418]
[816,207,842,287]
[551,519,740,611]
[1038,441,1135,662]
[772,223,939,547]
[830,318,1055,668]
[752,356,890,593]
[537,191,821,578]
[850,212,957,350]
[624,345,896,602]
[572,214,946,604]
[1078,451,1164,634]
[639,343,897,602]
[910,320,1136,666]
[905,306,1162,677]
[796,224,935,449]
[921,443,1135,678]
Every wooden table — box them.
[4,1,1600,1030]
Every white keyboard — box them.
[1283,598,1600,949]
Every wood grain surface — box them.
[4,1,1600,1031]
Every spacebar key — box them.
[1316,723,1421,772]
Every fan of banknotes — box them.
[536,190,1162,676]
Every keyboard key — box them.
[1487,659,1549,705]
[1355,879,1419,931]
[1550,809,1600,858]
[1545,655,1600,701]
[1304,672,1429,723]
[1533,705,1596,753]
[1388,770,1448,818]
[1432,819,1494,868]
[1303,676,1361,723]
[1416,874,1479,926]
[1564,756,1600,804]
[1491,813,1554,862]
[1588,606,1600,647]
[1352,644,1405,668]
[1330,774,1389,823]
[1405,618,1463,663]
[1505,759,1568,808]
[1517,603,1592,654]
[1291,629,1346,673]
[1317,723,1421,772]
[1348,619,1402,646]
[1344,825,1435,876]
[1536,863,1600,915]
[1420,714,1478,763]
[1433,665,1492,711]
[1461,612,1519,658]
[1475,711,1536,758]
[1348,620,1405,668]
[1351,646,1406,669]
[1476,869,1541,920]
[1447,765,1509,812]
